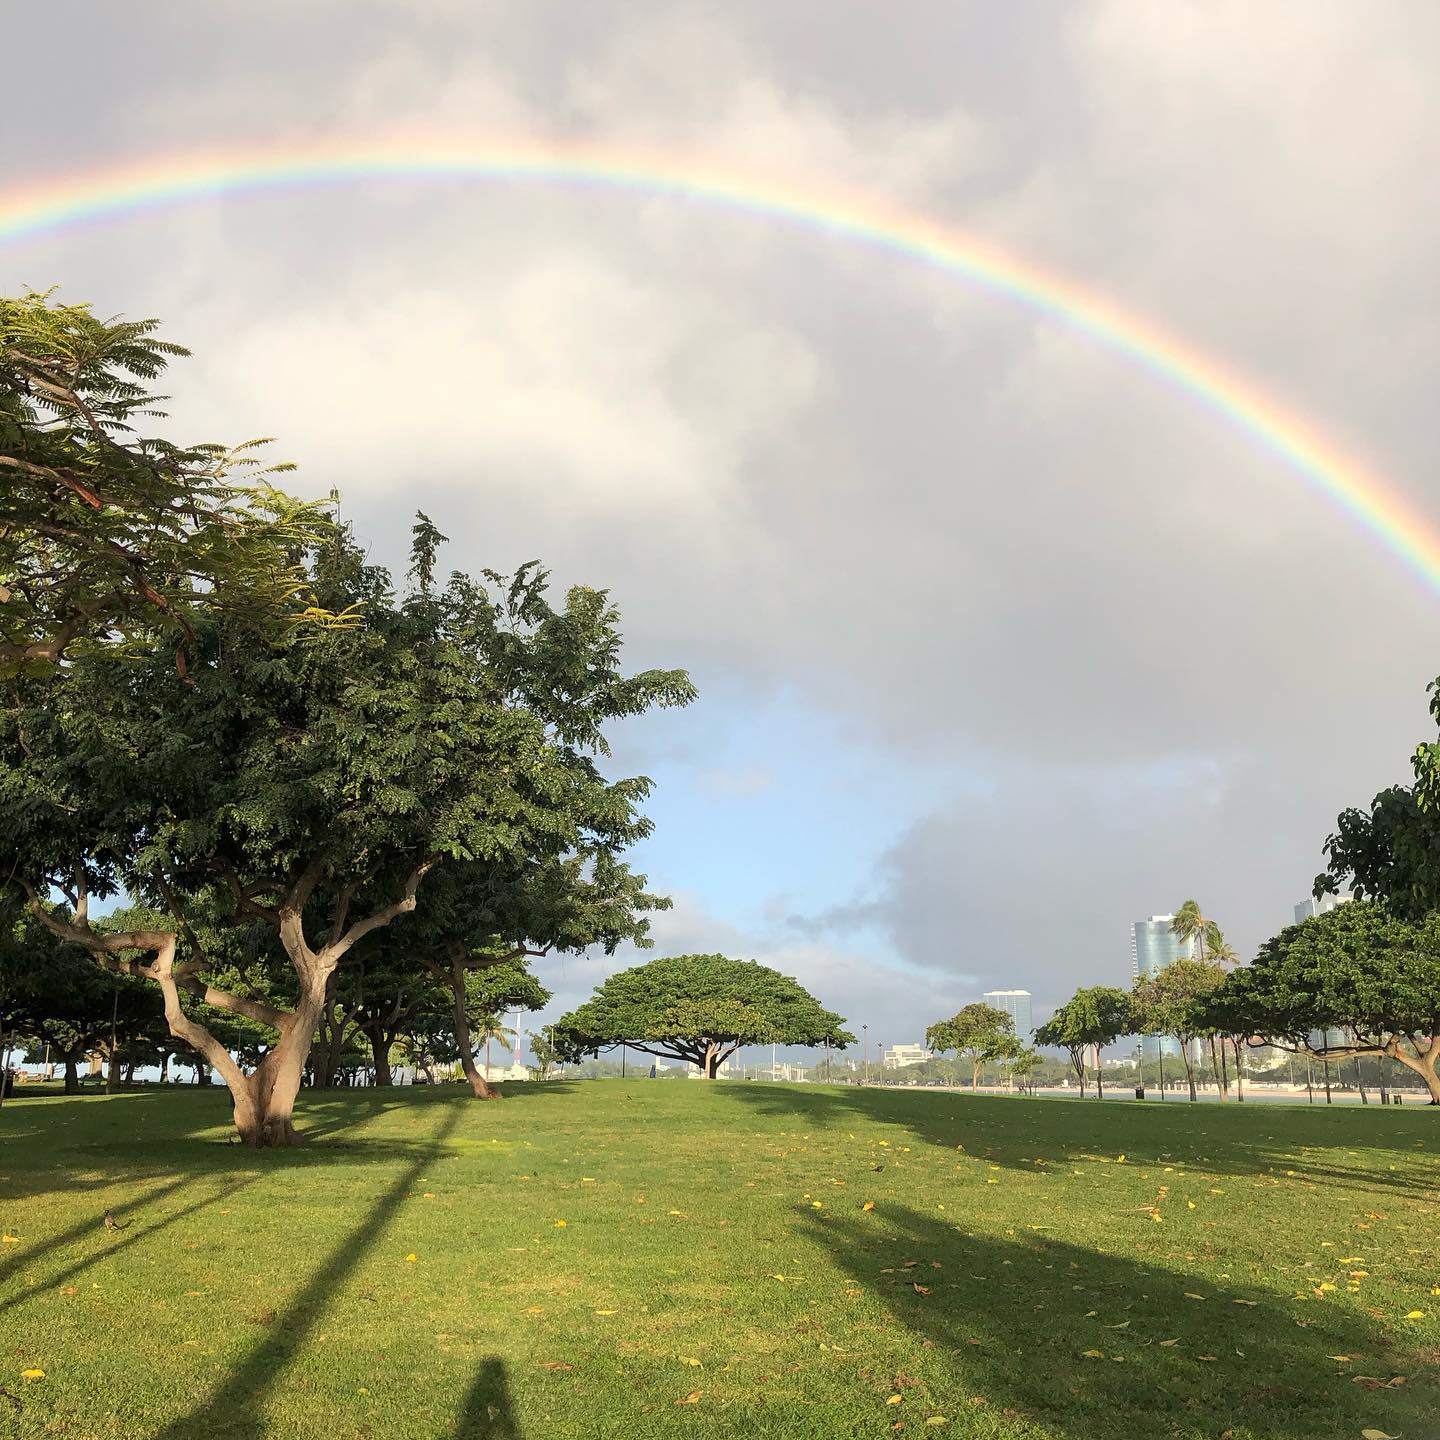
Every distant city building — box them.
[883,1044,933,1070]
[982,990,1033,1039]
[1131,915,1193,1061]
[1293,893,1350,926]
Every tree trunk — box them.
[63,1046,82,1094]
[1181,1042,1197,1101]
[1389,1039,1440,1104]
[1096,1064,1104,1100]
[367,1025,393,1085]
[1230,1038,1245,1101]
[105,1046,121,1093]
[159,1052,170,1085]
[971,1058,981,1091]
[1208,1037,1226,1100]
[450,959,498,1100]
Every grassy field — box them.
[1,1082,1437,1440]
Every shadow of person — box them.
[801,1200,1433,1439]
[450,1357,522,1439]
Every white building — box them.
[1294,893,1350,925]
[883,1044,933,1069]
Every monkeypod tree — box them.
[1218,902,1440,1103]
[0,290,342,675]
[552,955,853,1079]
[926,1003,1018,1091]
[1035,986,1132,1098]
[1,522,692,1145]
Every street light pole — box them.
[862,1024,869,1086]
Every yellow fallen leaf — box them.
[887,1394,904,1405]
[675,1391,702,1405]
[679,1356,701,1367]
[1184,1293,1206,1301]
[925,1418,949,1427]
[525,1306,545,1314]
[405,1253,417,1262]
[1116,1154,1126,1163]
[1233,1299,1259,1307]
[1329,1356,1351,1363]
[986,1177,998,1185]
[1338,1257,1364,1264]
[1152,1214,1164,1224]
[554,1219,567,1228]
[862,1201,875,1212]
[1081,1349,1104,1359]
[1,1235,19,1244]
[582,1177,596,1183]
[1159,1339,1180,1347]
[1361,1431,1401,1440]
[1317,1283,1337,1293]
[1403,1310,1425,1320]
[1103,1321,1130,1330]
[21,1369,45,1380]
[1187,1201,1197,1210]
[594,1309,616,1316]
[811,1201,824,1209]
[1197,1355,1217,1362]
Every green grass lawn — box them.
[1,1082,1437,1440]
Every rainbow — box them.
[2,135,1436,595]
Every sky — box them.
[7,1,1440,1064]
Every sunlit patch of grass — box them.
[1,1082,1437,1438]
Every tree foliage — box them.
[0,520,692,1143]
[1215,902,1440,1102]
[925,1003,1019,1090]
[552,955,853,1079]
[1034,986,1131,1098]
[1,290,343,673]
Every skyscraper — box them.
[1131,915,1193,1060]
[1293,893,1350,926]
[983,989,1033,1039]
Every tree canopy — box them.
[1,290,342,673]
[0,516,693,1143]
[925,1003,1019,1090]
[1034,986,1132,1098]
[551,955,853,1079]
[1214,901,1440,1102]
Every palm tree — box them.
[475,1015,516,1080]
[1205,927,1242,1099]
[1172,903,1233,1099]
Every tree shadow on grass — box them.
[148,1103,464,1440]
[725,1083,1438,1199]
[804,1201,1434,1439]
[0,1176,256,1313]
[449,1356,523,1439]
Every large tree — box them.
[1034,986,1131,1099]
[1,290,341,674]
[552,955,853,1079]
[1217,901,1440,1103]
[1,525,692,1144]
[1130,960,1223,1101]
[925,1003,1018,1091]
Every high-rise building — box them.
[1131,915,1193,1061]
[983,989,1033,1039]
[1294,893,1350,926]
